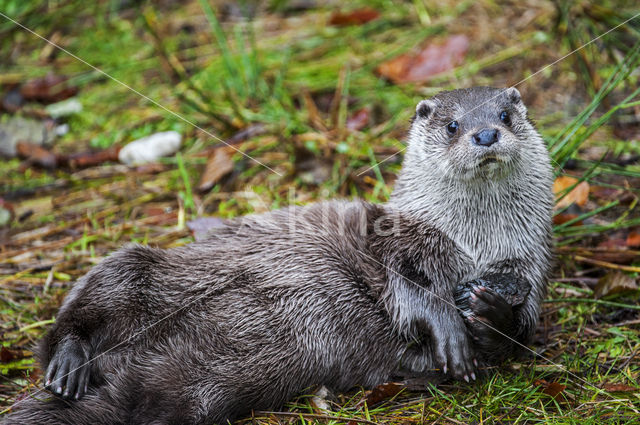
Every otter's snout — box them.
[472,129,499,147]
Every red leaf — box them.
[376,35,469,84]
[329,8,380,26]
[626,229,640,248]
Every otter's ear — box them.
[415,99,436,120]
[506,87,521,104]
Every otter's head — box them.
[407,87,544,182]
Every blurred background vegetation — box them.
[1,0,639,423]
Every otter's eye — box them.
[499,111,511,126]
[446,121,459,135]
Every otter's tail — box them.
[1,390,125,425]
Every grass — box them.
[1,0,639,423]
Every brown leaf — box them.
[593,271,638,299]
[552,213,580,226]
[376,35,469,84]
[543,382,567,399]
[553,176,589,209]
[20,73,78,104]
[15,141,57,169]
[535,379,566,399]
[601,382,637,392]
[346,108,370,132]
[0,346,17,363]
[363,382,404,406]
[626,229,640,248]
[329,8,380,26]
[198,147,234,192]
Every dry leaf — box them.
[593,271,638,299]
[198,147,234,192]
[329,8,380,26]
[535,379,567,400]
[626,229,640,248]
[376,35,469,84]
[543,382,567,399]
[309,385,331,412]
[552,213,580,226]
[362,382,404,406]
[601,382,637,392]
[553,176,589,209]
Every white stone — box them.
[45,98,83,118]
[118,131,182,166]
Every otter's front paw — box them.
[467,285,514,345]
[431,324,476,382]
[45,337,91,400]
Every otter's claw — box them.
[431,318,476,381]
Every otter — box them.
[2,87,553,425]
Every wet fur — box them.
[2,87,553,425]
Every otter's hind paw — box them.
[45,337,91,400]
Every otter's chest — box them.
[437,205,547,276]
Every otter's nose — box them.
[472,129,499,147]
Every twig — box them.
[573,255,640,273]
